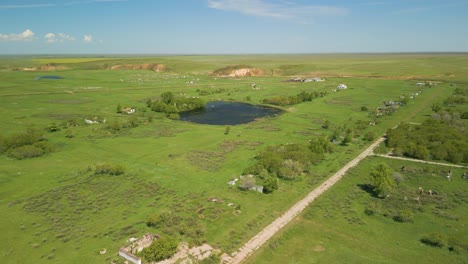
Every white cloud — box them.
[83,35,93,43]
[0,29,35,42]
[44,32,76,43]
[44,33,56,43]
[58,33,75,41]
[207,0,349,21]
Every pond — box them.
[180,101,283,125]
[35,76,64,80]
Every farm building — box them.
[337,84,347,90]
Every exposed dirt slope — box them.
[109,63,166,72]
[211,65,265,77]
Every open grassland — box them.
[246,157,468,264]
[0,54,466,263]
[32,57,121,64]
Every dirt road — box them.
[226,137,386,264]
[374,154,467,168]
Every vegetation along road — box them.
[227,137,386,264]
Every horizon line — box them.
[1,51,468,57]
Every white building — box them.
[337,84,347,90]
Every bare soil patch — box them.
[110,63,166,72]
[211,65,265,77]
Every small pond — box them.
[180,101,283,125]
[35,76,64,80]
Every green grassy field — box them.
[246,157,468,264]
[0,54,466,263]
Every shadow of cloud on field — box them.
[357,183,381,198]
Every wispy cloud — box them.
[0,29,35,42]
[44,33,56,43]
[207,0,349,22]
[58,33,75,41]
[44,32,76,43]
[392,2,464,15]
[0,0,127,9]
[0,4,53,9]
[84,35,93,43]
[361,1,386,6]
[392,7,432,15]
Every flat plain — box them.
[0,54,466,263]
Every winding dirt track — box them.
[227,137,386,264]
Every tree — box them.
[322,119,330,129]
[341,132,353,145]
[259,169,277,193]
[146,98,153,107]
[431,102,442,113]
[278,159,303,180]
[370,163,396,198]
[161,92,174,104]
[139,237,178,262]
[116,103,122,113]
[364,131,376,141]
[239,175,255,190]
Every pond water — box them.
[35,76,64,80]
[180,101,283,125]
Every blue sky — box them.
[1,0,467,54]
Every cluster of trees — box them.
[262,91,327,106]
[196,88,228,96]
[104,117,140,133]
[243,137,334,193]
[138,237,178,262]
[0,129,54,159]
[386,120,467,163]
[440,87,468,119]
[386,87,467,164]
[444,87,467,106]
[147,92,204,119]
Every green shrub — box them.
[147,210,179,228]
[167,113,180,120]
[421,233,448,248]
[393,209,414,223]
[8,145,45,159]
[94,163,125,175]
[139,237,178,262]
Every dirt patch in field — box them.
[312,245,325,252]
[211,65,265,77]
[226,68,264,77]
[15,64,70,71]
[109,63,166,72]
[39,64,70,71]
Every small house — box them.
[337,84,347,90]
[416,82,425,87]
